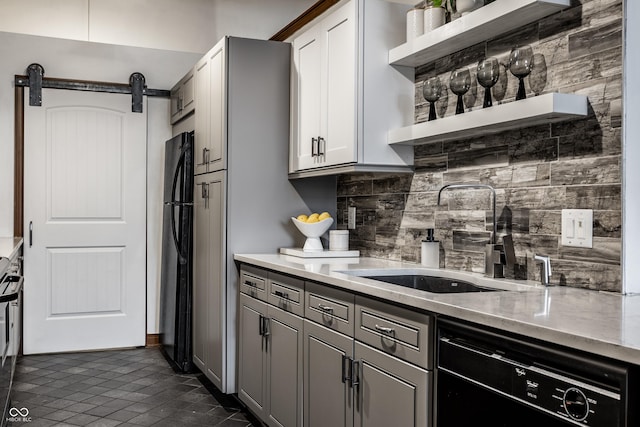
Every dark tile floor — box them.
[8,347,261,426]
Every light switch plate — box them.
[561,209,593,248]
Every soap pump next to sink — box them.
[421,228,440,268]
[437,184,516,279]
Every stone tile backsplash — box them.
[336,0,622,291]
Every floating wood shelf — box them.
[388,93,588,146]
[389,0,570,67]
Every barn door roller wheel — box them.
[27,63,45,107]
[129,72,145,113]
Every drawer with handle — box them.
[355,296,432,369]
[305,282,355,337]
[268,272,304,316]
[240,266,268,301]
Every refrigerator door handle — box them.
[171,149,188,265]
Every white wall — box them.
[0,1,315,335]
[0,0,315,53]
[623,0,639,294]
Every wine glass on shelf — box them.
[477,57,500,108]
[449,68,471,114]
[508,45,534,100]
[422,76,443,121]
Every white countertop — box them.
[0,237,23,261]
[235,254,640,366]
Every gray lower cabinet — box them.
[238,265,432,427]
[193,172,225,389]
[238,293,268,417]
[303,320,429,427]
[354,342,429,427]
[238,292,304,427]
[303,319,354,427]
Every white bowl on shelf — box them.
[291,217,334,252]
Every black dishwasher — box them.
[436,319,637,427]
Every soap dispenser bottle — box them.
[421,228,440,268]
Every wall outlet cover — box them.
[561,209,593,248]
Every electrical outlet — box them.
[561,209,593,248]
[348,207,356,230]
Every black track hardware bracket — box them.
[15,63,170,113]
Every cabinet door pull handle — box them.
[318,136,325,156]
[274,290,289,300]
[351,360,360,388]
[29,221,33,247]
[197,148,209,167]
[259,315,264,336]
[259,315,266,351]
[199,182,209,200]
[374,324,395,335]
[341,355,351,384]
[311,137,318,157]
[263,317,270,337]
[318,304,334,313]
[263,317,270,352]
[203,147,210,165]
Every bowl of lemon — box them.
[291,212,333,252]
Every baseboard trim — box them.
[146,334,160,347]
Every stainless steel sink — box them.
[361,275,500,294]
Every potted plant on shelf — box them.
[424,0,446,32]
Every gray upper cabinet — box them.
[289,0,414,178]
[194,38,225,175]
[170,68,195,124]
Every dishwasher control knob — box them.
[563,387,589,421]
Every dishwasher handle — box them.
[439,336,526,384]
[439,336,620,408]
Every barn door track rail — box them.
[15,63,170,113]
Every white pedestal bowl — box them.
[291,217,334,252]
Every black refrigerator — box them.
[160,131,194,373]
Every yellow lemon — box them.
[307,213,320,223]
[296,214,308,222]
[318,212,331,221]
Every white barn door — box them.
[23,88,147,354]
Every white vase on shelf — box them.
[406,7,424,41]
[424,6,446,33]
[456,0,482,15]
